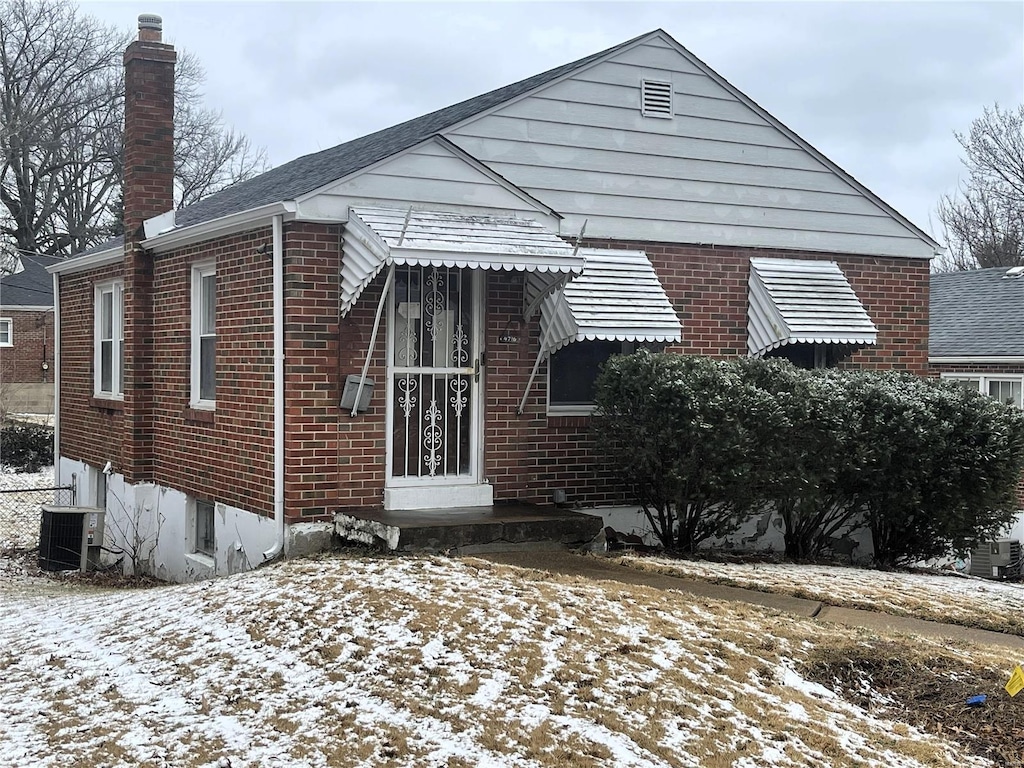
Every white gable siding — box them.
[299,141,557,226]
[447,36,934,258]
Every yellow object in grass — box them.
[1006,665,1024,697]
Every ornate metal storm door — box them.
[386,265,482,486]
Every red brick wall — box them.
[58,228,934,517]
[474,240,931,507]
[332,238,930,510]
[0,309,53,384]
[56,264,126,470]
[930,362,1024,376]
[581,240,930,373]
[144,228,277,517]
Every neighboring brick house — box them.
[930,266,1024,514]
[0,255,58,417]
[50,19,941,581]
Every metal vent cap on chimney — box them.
[138,14,162,31]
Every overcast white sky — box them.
[82,1,1023,242]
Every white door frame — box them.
[383,267,491,509]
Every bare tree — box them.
[935,103,1024,271]
[0,0,267,259]
[172,52,267,208]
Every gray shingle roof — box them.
[0,255,61,307]
[75,32,650,258]
[930,268,1024,357]
[174,30,652,230]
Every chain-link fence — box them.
[0,482,75,554]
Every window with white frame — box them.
[191,262,216,406]
[94,281,124,397]
[0,318,11,347]
[194,499,215,557]
[942,374,1024,409]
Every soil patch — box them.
[803,638,1024,767]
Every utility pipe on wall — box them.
[263,213,286,560]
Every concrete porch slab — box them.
[334,505,604,555]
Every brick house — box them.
[50,19,940,581]
[930,266,1024,519]
[0,255,58,417]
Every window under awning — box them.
[517,248,682,413]
[747,257,877,358]
[341,206,585,317]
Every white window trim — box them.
[0,317,12,347]
[941,373,1024,408]
[93,280,124,399]
[190,261,216,409]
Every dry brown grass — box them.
[615,553,1024,636]
[0,551,1013,767]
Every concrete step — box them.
[334,505,604,555]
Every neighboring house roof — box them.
[0,255,61,308]
[930,267,1024,358]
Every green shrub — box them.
[593,353,1024,565]
[846,374,1024,567]
[735,360,862,560]
[592,352,763,552]
[1,421,53,472]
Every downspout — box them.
[263,213,286,560]
[51,272,61,487]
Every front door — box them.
[385,265,486,508]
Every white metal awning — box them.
[747,257,877,357]
[517,248,681,413]
[341,206,585,316]
[538,248,682,355]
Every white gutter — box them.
[142,201,297,254]
[263,213,286,561]
[930,356,1024,365]
[48,247,122,276]
[51,272,61,487]
[0,305,54,312]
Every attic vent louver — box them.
[641,79,673,118]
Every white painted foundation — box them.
[57,456,328,583]
[588,503,873,563]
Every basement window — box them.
[641,79,673,118]
[194,499,215,557]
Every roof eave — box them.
[48,247,123,276]
[141,200,298,254]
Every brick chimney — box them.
[122,14,175,483]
